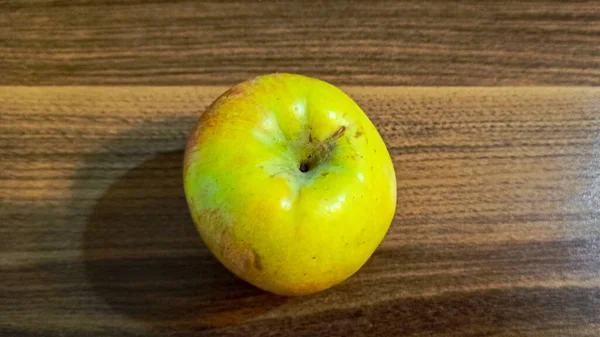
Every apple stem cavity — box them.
[299,125,346,173]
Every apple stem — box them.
[299,125,346,173]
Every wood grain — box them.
[2,1,600,86]
[1,87,600,336]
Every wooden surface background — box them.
[2,0,600,86]
[2,87,600,336]
[2,1,600,336]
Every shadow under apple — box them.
[83,150,287,332]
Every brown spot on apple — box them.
[183,119,205,176]
[226,84,245,97]
[184,84,244,162]
[286,281,327,296]
[354,129,363,138]
[216,227,263,275]
[251,248,263,271]
[194,208,226,232]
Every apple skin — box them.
[184,74,396,296]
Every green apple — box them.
[184,74,396,295]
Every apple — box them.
[184,73,396,295]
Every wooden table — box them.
[2,1,599,86]
[3,87,600,336]
[2,2,600,337]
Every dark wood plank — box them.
[1,1,600,86]
[1,87,600,336]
